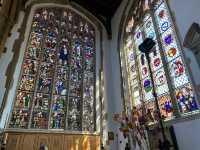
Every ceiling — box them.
[22,0,122,36]
[71,0,122,35]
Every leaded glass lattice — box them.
[9,7,96,132]
[122,0,199,123]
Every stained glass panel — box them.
[50,95,66,129]
[168,57,189,88]
[142,77,154,101]
[122,0,199,120]
[54,67,68,95]
[67,97,82,131]
[138,53,150,79]
[143,17,157,40]
[127,51,137,79]
[134,27,143,55]
[149,48,163,72]
[154,2,171,34]
[144,101,157,124]
[158,95,173,119]
[175,84,198,113]
[14,91,32,109]
[9,109,30,128]
[161,28,180,62]
[31,93,50,128]
[153,68,169,95]
[9,7,96,131]
[23,59,38,75]
[19,75,35,91]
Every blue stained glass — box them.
[175,84,198,113]
[142,77,154,100]
[50,95,66,129]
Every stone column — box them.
[0,0,19,57]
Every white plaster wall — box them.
[0,11,25,129]
[107,0,129,149]
[173,119,200,150]
[167,1,200,149]
[169,0,200,85]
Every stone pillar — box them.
[0,0,19,57]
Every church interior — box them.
[0,0,200,150]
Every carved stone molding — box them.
[184,23,200,53]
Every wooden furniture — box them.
[4,132,100,150]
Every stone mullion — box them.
[124,44,133,109]
[134,46,146,116]
[126,47,134,109]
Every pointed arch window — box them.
[9,7,96,132]
[122,0,199,123]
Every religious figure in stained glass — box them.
[9,7,96,132]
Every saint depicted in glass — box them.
[9,7,96,132]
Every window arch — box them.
[122,0,199,124]
[8,6,97,132]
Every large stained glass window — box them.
[122,0,199,124]
[9,7,96,132]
